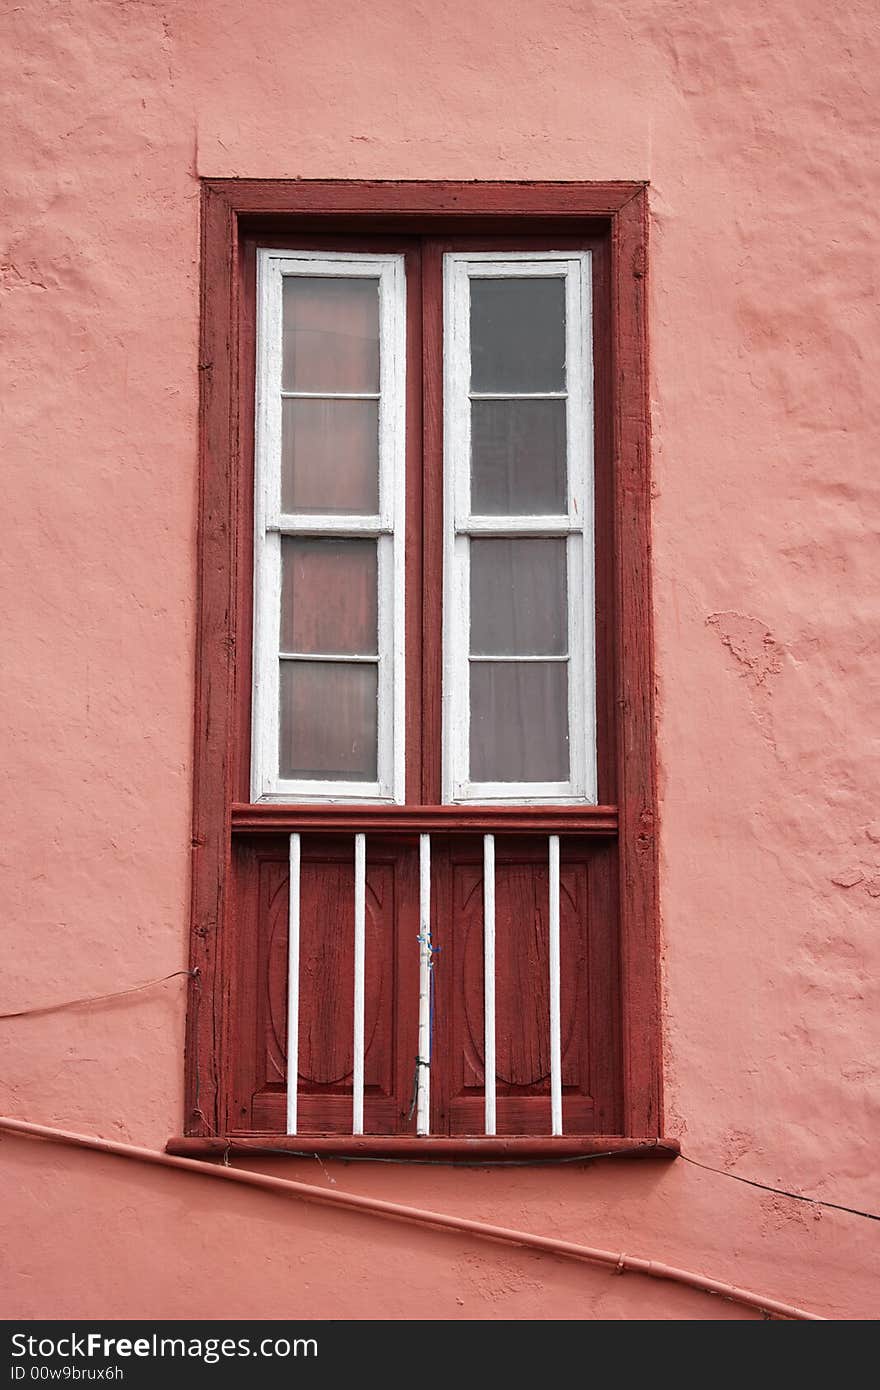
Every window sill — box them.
[231,802,619,835]
[166,1135,679,1163]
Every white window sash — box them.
[442,251,597,805]
[251,250,407,804]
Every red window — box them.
[182,182,660,1156]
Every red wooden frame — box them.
[168,1136,678,1161]
[182,180,660,1153]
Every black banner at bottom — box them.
[3,1321,564,1384]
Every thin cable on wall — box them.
[677,1155,879,1224]
[1,966,876,1225]
[0,969,196,1021]
[188,964,215,1138]
[203,1139,880,1222]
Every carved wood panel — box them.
[229,835,419,1135]
[431,836,620,1136]
[227,833,619,1138]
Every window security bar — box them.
[416,833,432,1136]
[285,832,565,1138]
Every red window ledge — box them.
[166,1135,680,1162]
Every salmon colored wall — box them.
[1,0,878,1319]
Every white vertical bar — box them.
[353,833,366,1134]
[549,834,563,1136]
[286,833,301,1136]
[416,834,432,1136]
[483,833,496,1136]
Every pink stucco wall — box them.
[1,0,878,1319]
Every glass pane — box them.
[281,538,377,655]
[280,661,378,780]
[282,277,380,393]
[470,662,569,782]
[471,399,566,515]
[470,538,567,656]
[281,398,379,514]
[470,277,565,394]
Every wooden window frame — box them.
[252,249,407,803]
[181,180,662,1156]
[442,250,595,804]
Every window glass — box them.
[281,398,379,515]
[470,663,569,782]
[470,538,567,655]
[280,662,378,780]
[470,398,567,516]
[469,277,565,393]
[280,538,378,655]
[282,276,380,393]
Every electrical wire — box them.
[678,1154,879,1223]
[189,1141,880,1222]
[0,969,196,1021]
[2,969,877,1222]
[202,1140,671,1170]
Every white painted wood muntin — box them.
[280,391,381,400]
[268,516,390,536]
[455,516,577,536]
[279,652,379,664]
[442,251,597,805]
[469,653,569,664]
[456,253,578,273]
[416,833,432,1136]
[456,781,578,804]
[252,250,406,804]
[564,256,597,805]
[442,258,468,802]
[353,833,366,1134]
[468,391,568,401]
[286,832,301,1136]
[259,781,388,803]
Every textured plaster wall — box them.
[1,0,878,1319]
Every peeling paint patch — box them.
[828,852,880,899]
[0,260,49,293]
[831,868,865,888]
[760,1192,822,1234]
[721,1128,756,1166]
[453,1251,543,1303]
[706,612,785,745]
[706,612,784,690]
